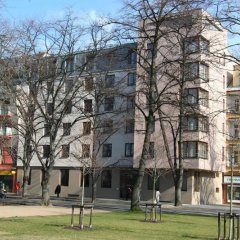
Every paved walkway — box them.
[0,205,72,218]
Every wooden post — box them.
[71,205,74,227]
[218,212,221,240]
[89,207,93,229]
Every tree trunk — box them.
[174,176,182,206]
[41,170,51,206]
[22,165,30,198]
[91,173,97,203]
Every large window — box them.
[228,145,240,166]
[64,100,72,114]
[183,141,208,159]
[102,144,112,157]
[105,75,115,88]
[127,96,135,110]
[82,144,90,158]
[228,95,240,113]
[102,119,113,134]
[125,119,134,133]
[63,123,71,136]
[85,77,94,91]
[61,145,70,158]
[61,169,69,186]
[184,36,209,54]
[194,172,200,192]
[128,50,136,64]
[125,143,134,157]
[83,121,91,135]
[182,115,208,132]
[43,145,50,158]
[44,124,50,136]
[148,142,155,158]
[84,99,93,113]
[147,174,160,190]
[46,102,53,115]
[101,170,112,188]
[147,43,153,59]
[185,62,209,82]
[65,79,74,92]
[127,73,136,86]
[184,88,208,107]
[104,97,114,112]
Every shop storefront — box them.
[223,175,240,203]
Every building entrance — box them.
[120,170,136,200]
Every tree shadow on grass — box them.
[182,234,215,240]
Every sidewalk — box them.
[0,205,72,218]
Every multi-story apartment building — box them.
[224,65,240,204]
[15,9,234,205]
[0,97,16,192]
[16,44,137,199]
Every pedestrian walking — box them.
[55,184,61,198]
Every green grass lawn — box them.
[0,211,217,240]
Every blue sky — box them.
[2,0,122,23]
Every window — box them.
[222,147,225,162]
[101,170,112,188]
[198,116,208,132]
[199,89,209,107]
[85,77,94,91]
[184,88,208,107]
[83,122,91,135]
[184,38,198,54]
[194,172,200,192]
[105,75,115,88]
[63,123,71,136]
[184,37,209,54]
[147,175,160,190]
[149,116,155,133]
[82,144,90,158]
[44,124,50,136]
[127,96,135,110]
[104,97,114,112]
[228,145,240,166]
[61,145,70,158]
[43,145,50,158]
[84,99,92,113]
[183,141,208,159]
[185,62,209,82]
[61,57,74,73]
[61,169,69,186]
[182,171,188,191]
[182,116,198,131]
[128,50,137,64]
[182,115,208,132]
[147,43,153,59]
[198,142,208,158]
[102,119,113,134]
[183,141,197,158]
[125,143,134,157]
[128,50,136,64]
[127,73,136,86]
[228,95,240,113]
[0,105,8,115]
[47,81,52,92]
[46,102,53,115]
[102,144,112,157]
[81,172,90,187]
[125,119,134,133]
[65,79,74,92]
[148,142,155,158]
[64,100,72,114]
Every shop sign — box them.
[224,176,240,184]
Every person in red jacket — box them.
[15,181,21,195]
